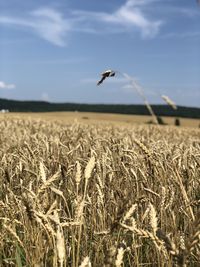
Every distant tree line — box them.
[0,98,199,119]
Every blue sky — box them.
[0,0,199,107]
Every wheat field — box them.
[0,116,199,267]
[1,112,199,128]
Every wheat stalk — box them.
[56,226,66,267]
[115,242,126,267]
[149,203,158,234]
[161,95,177,110]
[84,156,95,181]
[37,170,60,195]
[79,256,92,267]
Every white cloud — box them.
[73,0,163,38]
[1,1,198,45]
[111,0,162,38]
[0,0,163,46]
[0,81,16,89]
[0,8,71,46]
[30,8,70,46]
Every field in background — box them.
[0,116,199,266]
[0,111,200,127]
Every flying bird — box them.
[97,70,116,85]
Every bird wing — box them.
[97,76,106,85]
[109,71,115,77]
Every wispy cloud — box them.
[73,0,163,38]
[0,8,70,46]
[0,1,198,45]
[3,1,198,46]
[0,0,199,46]
[0,81,16,89]
[0,0,163,46]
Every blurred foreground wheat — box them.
[0,118,199,266]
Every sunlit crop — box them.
[0,118,199,267]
